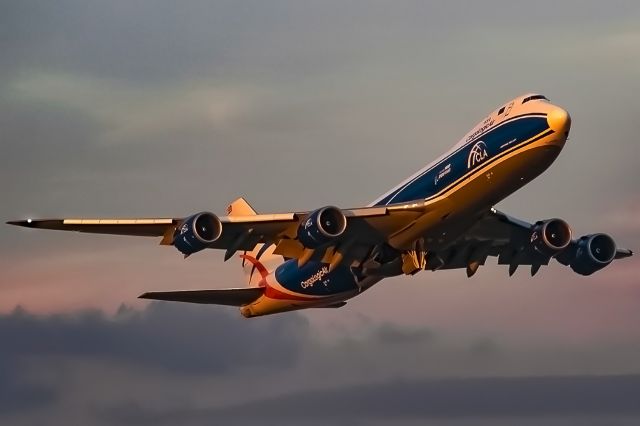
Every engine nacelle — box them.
[173,212,222,255]
[570,233,617,276]
[297,206,347,249]
[529,218,572,257]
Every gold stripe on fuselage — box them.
[389,103,570,250]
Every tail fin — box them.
[226,197,258,216]
[227,198,284,287]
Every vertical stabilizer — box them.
[226,197,258,216]
[226,197,284,286]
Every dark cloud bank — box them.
[1,303,639,425]
[1,303,305,375]
[0,303,305,421]
[103,376,640,425]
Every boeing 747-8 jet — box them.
[8,94,633,317]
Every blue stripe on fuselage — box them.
[375,114,550,206]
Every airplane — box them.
[7,93,633,317]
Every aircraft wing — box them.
[432,209,633,276]
[7,202,426,265]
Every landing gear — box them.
[401,238,427,275]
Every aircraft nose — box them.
[547,106,571,136]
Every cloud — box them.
[218,374,640,419]
[0,302,639,424]
[0,303,310,422]
[96,375,640,425]
[0,303,308,375]
[0,362,55,415]
[8,73,262,142]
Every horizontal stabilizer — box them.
[139,287,264,306]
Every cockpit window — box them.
[522,95,549,104]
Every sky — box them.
[1,1,639,424]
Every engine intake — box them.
[174,212,222,255]
[297,206,347,249]
[530,218,572,257]
[570,233,616,276]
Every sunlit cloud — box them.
[9,72,264,144]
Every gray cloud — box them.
[5,13,639,246]
[0,303,309,423]
[0,303,307,375]
[95,375,640,425]
[0,363,55,415]
[0,303,639,425]
[213,375,640,420]
[2,0,638,220]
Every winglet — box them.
[7,220,36,228]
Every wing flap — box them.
[139,287,264,306]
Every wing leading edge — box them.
[9,201,629,278]
[6,199,428,266]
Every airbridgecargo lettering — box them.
[274,259,360,296]
[300,266,329,289]
[466,117,495,142]
[434,163,451,185]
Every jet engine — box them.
[173,212,222,255]
[297,206,347,249]
[569,233,617,275]
[529,218,572,257]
